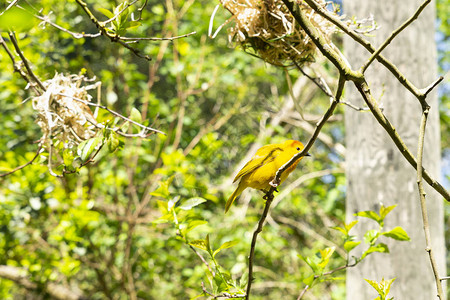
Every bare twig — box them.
[416,104,444,299]
[245,191,275,300]
[420,76,444,98]
[8,32,46,91]
[271,74,345,188]
[102,0,138,25]
[0,144,43,177]
[245,73,345,300]
[0,32,45,95]
[360,0,432,72]
[74,0,151,60]
[56,93,165,135]
[34,12,101,38]
[354,80,450,201]
[119,31,197,41]
[0,34,41,94]
[0,0,20,16]
[302,0,437,102]
[282,0,450,202]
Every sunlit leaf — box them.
[379,204,397,220]
[77,137,101,162]
[361,243,389,259]
[189,239,208,252]
[344,241,361,252]
[382,227,410,241]
[355,210,381,224]
[213,240,238,258]
[179,197,207,210]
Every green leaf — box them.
[363,229,379,245]
[97,7,115,19]
[121,121,130,133]
[299,254,319,273]
[63,148,75,170]
[77,137,101,162]
[318,247,335,269]
[345,220,359,232]
[355,210,381,224]
[152,213,172,224]
[205,234,212,255]
[168,196,180,212]
[331,226,346,235]
[179,197,207,210]
[106,131,120,152]
[185,220,207,234]
[344,241,361,252]
[130,107,142,123]
[72,156,83,169]
[213,240,238,258]
[365,278,396,299]
[126,21,141,30]
[150,177,174,199]
[189,239,208,252]
[382,226,410,241]
[303,274,315,286]
[361,243,389,259]
[379,204,397,220]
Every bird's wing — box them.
[233,145,283,183]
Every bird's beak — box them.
[305,153,311,157]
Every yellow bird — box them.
[225,140,309,213]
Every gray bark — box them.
[343,0,446,299]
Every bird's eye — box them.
[296,147,300,151]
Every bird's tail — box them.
[225,183,245,214]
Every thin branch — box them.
[360,0,431,72]
[135,0,149,21]
[416,105,444,299]
[282,0,450,202]
[271,74,345,187]
[245,190,275,300]
[273,168,344,208]
[340,100,370,112]
[74,0,151,60]
[33,12,101,38]
[420,76,444,98]
[56,93,165,135]
[119,31,196,41]
[0,32,44,95]
[8,32,45,91]
[293,62,333,98]
[245,74,345,300]
[0,34,39,93]
[302,0,435,101]
[354,80,450,202]
[0,144,43,177]
[0,0,20,16]
[102,0,139,25]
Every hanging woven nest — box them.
[219,0,337,66]
[32,73,100,149]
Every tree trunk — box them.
[343,0,446,299]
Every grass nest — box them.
[32,73,100,149]
[220,0,337,66]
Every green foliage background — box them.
[0,0,447,299]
